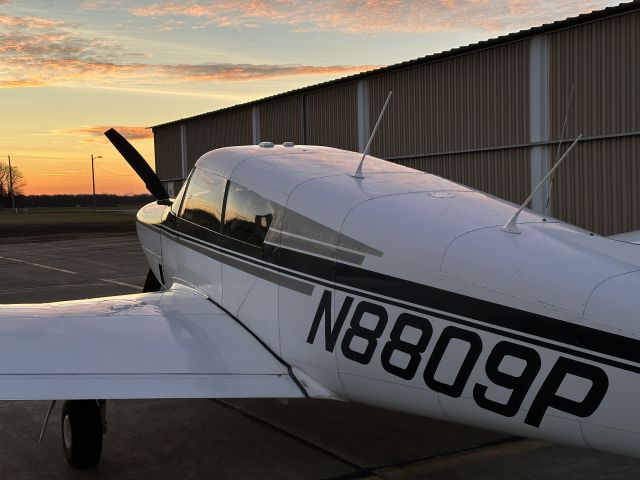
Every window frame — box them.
[169,169,194,218]
[219,180,231,235]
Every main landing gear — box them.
[60,400,106,469]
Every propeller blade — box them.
[104,128,169,200]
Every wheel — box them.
[61,400,103,469]
[143,268,162,292]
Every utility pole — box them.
[7,155,15,213]
[91,154,102,212]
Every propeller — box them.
[104,127,169,293]
[104,128,170,202]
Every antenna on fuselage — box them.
[544,83,575,219]
[352,91,393,179]
[501,134,583,234]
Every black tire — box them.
[61,400,103,469]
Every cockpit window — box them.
[180,167,227,232]
[222,182,275,247]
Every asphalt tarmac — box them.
[0,234,639,479]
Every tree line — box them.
[9,194,154,208]
[0,162,153,208]
[0,162,153,209]
[0,163,26,206]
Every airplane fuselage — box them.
[136,144,640,459]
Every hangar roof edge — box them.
[151,1,640,130]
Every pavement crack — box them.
[371,437,549,479]
[315,436,535,480]
[212,400,534,480]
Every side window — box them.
[223,182,275,247]
[180,168,227,232]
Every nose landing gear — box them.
[60,400,105,469]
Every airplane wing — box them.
[0,285,304,400]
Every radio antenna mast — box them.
[544,83,575,218]
[353,91,393,179]
[501,134,583,234]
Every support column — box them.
[180,123,188,179]
[529,35,551,214]
[357,80,370,153]
[252,106,260,145]
[300,95,306,144]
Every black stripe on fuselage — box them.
[274,247,640,372]
[146,221,640,374]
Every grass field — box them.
[0,207,139,242]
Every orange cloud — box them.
[159,63,379,82]
[130,0,456,33]
[55,126,153,143]
[0,14,64,28]
[0,79,47,88]
[3,57,376,88]
[129,0,620,34]
[0,13,377,88]
[80,0,124,9]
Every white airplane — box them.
[1,127,639,469]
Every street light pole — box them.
[91,154,102,212]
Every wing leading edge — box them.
[0,285,304,400]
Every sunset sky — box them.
[0,0,621,195]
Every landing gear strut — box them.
[61,400,105,468]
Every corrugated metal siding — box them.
[184,108,252,169]
[259,96,303,144]
[551,12,640,138]
[153,124,182,180]
[304,84,358,150]
[551,136,640,236]
[394,147,530,204]
[368,41,529,159]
